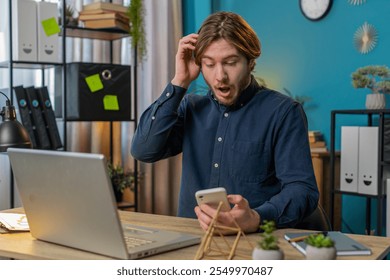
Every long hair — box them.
[194,11,261,71]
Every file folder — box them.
[24,86,51,149]
[13,86,37,148]
[35,86,62,149]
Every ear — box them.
[249,59,256,71]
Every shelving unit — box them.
[2,0,138,211]
[329,109,389,236]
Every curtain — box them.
[124,0,183,215]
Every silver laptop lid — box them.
[8,148,129,259]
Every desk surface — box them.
[1,208,389,260]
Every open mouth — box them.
[217,86,231,94]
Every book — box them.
[84,19,130,32]
[284,231,372,256]
[0,213,30,233]
[310,147,328,153]
[83,2,128,14]
[79,12,129,22]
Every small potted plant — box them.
[252,220,284,260]
[304,233,336,260]
[351,65,390,109]
[107,162,134,202]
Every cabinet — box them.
[329,109,389,236]
[1,0,138,211]
[311,151,341,230]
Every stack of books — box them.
[309,131,327,153]
[79,2,129,32]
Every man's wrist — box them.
[250,209,261,232]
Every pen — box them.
[287,231,328,243]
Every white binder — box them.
[358,126,378,195]
[37,1,59,63]
[12,0,37,61]
[340,126,359,192]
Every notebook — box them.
[284,231,372,256]
[7,148,201,259]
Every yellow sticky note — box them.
[41,17,60,36]
[103,95,119,111]
[85,74,104,92]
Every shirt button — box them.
[152,116,156,120]
[214,163,219,168]
[224,113,229,118]
[166,92,171,97]
[217,137,222,142]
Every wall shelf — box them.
[62,26,130,41]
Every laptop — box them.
[7,148,201,259]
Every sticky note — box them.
[85,74,104,92]
[41,17,60,37]
[103,95,119,111]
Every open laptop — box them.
[7,148,201,259]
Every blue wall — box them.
[183,0,390,235]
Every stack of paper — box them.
[0,213,30,233]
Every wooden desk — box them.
[0,209,389,260]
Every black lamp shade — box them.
[0,103,32,152]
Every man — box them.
[131,11,318,233]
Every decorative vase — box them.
[252,247,284,260]
[305,245,336,260]
[365,93,386,109]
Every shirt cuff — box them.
[255,203,278,225]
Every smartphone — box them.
[195,187,230,211]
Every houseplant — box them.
[304,233,336,260]
[351,65,390,109]
[127,0,147,61]
[107,162,134,202]
[252,220,284,260]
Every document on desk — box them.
[284,231,372,256]
[0,213,30,233]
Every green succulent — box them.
[257,220,280,250]
[304,233,334,248]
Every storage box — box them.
[65,62,131,121]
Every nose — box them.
[216,65,227,82]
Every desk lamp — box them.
[0,90,32,152]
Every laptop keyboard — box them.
[124,236,155,248]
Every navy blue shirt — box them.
[131,76,319,228]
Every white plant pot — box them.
[305,245,336,260]
[365,93,386,109]
[252,247,284,260]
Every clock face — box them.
[300,0,333,21]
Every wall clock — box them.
[299,0,333,21]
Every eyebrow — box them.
[201,54,240,61]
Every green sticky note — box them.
[103,95,119,111]
[85,74,104,92]
[41,17,60,36]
